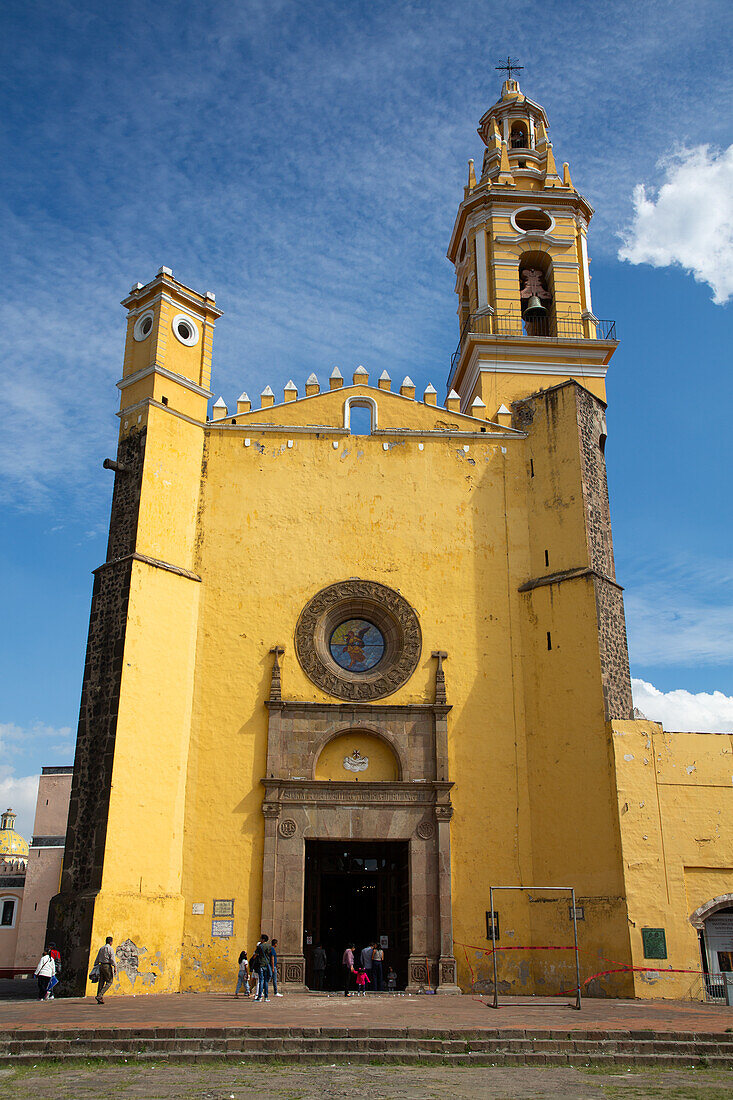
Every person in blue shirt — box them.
[271,938,283,996]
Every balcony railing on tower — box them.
[451,305,617,373]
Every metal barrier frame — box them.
[489,885,582,1011]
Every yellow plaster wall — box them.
[134,406,205,569]
[315,733,400,782]
[87,559,202,995]
[167,409,636,995]
[612,721,733,998]
[472,370,607,420]
[179,428,539,989]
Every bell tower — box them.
[446,77,617,419]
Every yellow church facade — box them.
[50,79,733,1001]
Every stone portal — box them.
[260,647,460,993]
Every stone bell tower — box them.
[446,77,618,420]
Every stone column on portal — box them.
[273,818,307,991]
[260,799,280,935]
[435,802,461,993]
[407,834,436,992]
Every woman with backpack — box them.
[34,947,56,1000]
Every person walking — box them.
[34,947,56,1000]
[342,942,355,997]
[234,950,250,998]
[371,942,384,991]
[360,942,374,990]
[312,943,327,990]
[271,938,283,996]
[47,942,61,998]
[93,936,117,1003]
[252,934,273,1002]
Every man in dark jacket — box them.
[252,934,273,1002]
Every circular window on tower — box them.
[295,580,421,701]
[329,619,385,672]
[172,313,200,346]
[511,208,555,234]
[133,310,155,342]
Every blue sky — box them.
[1,0,731,835]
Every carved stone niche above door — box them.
[259,649,461,994]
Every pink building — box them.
[0,809,28,976]
[14,767,73,971]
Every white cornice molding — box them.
[449,336,614,393]
[494,233,570,248]
[117,363,213,399]
[207,421,524,440]
[123,287,222,322]
[457,353,608,410]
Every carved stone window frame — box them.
[295,580,422,701]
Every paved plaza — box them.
[1,984,732,1034]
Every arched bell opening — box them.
[518,250,555,336]
[510,121,529,149]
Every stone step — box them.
[3,1026,733,1045]
[1,1031,732,1067]
[4,1048,733,1068]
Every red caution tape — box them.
[455,940,577,955]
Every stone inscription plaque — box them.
[213,898,234,918]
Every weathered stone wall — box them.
[594,579,634,720]
[47,429,146,993]
[574,387,633,720]
[575,386,614,578]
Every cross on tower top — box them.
[495,56,523,82]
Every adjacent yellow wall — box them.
[613,721,733,998]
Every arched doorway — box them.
[690,896,733,1000]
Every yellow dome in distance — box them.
[0,808,29,859]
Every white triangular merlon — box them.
[424,383,437,394]
[471,397,486,407]
[379,370,391,380]
[330,366,343,378]
[284,379,297,391]
[238,391,250,402]
[306,373,318,384]
[261,385,274,396]
[447,389,460,400]
[213,397,227,408]
[354,365,368,375]
[401,376,414,387]
[497,403,510,414]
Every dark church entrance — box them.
[303,839,409,990]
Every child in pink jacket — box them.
[354,966,370,996]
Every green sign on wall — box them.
[641,927,667,959]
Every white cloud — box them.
[0,770,39,843]
[632,678,733,734]
[0,721,72,759]
[625,589,733,667]
[0,722,73,839]
[618,144,733,304]
[622,552,733,668]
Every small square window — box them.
[641,927,667,959]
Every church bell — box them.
[523,295,548,321]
